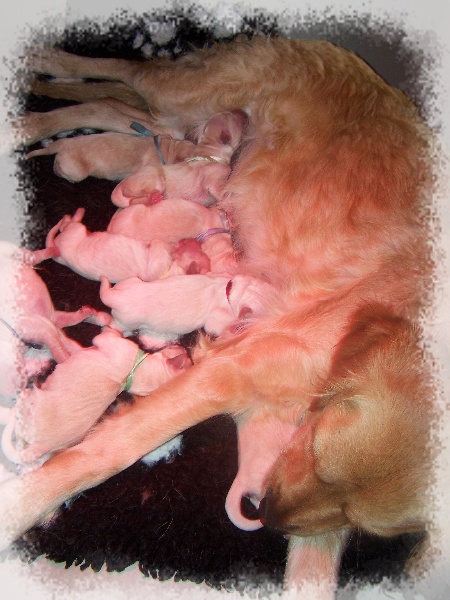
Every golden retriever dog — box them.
[0,35,433,596]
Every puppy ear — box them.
[238,306,253,319]
[186,261,200,275]
[199,110,248,150]
[167,353,191,370]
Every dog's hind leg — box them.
[25,38,332,129]
[31,79,147,110]
[16,98,162,146]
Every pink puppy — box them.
[26,133,157,183]
[46,207,210,282]
[99,273,278,349]
[0,241,108,400]
[196,229,238,276]
[107,198,228,245]
[111,110,248,207]
[1,328,191,466]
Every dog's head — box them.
[261,308,433,538]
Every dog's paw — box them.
[26,47,82,79]
[140,435,183,466]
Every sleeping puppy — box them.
[1,328,190,467]
[110,109,248,206]
[0,36,434,596]
[0,241,109,399]
[106,196,228,243]
[46,207,210,282]
[99,273,276,348]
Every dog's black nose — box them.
[258,495,288,534]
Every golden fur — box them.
[0,35,434,596]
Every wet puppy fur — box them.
[2,34,434,594]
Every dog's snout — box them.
[258,494,292,534]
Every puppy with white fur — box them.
[0,241,108,401]
[1,328,191,467]
[46,207,210,282]
[106,196,228,246]
[99,273,278,348]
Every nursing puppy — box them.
[106,197,228,244]
[99,273,275,348]
[46,207,210,282]
[197,229,237,276]
[1,328,190,466]
[1,36,433,596]
[110,109,248,206]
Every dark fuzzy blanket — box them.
[11,10,427,593]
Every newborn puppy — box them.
[0,241,107,400]
[99,273,277,348]
[46,207,210,282]
[27,133,157,182]
[197,229,238,276]
[111,110,248,207]
[106,197,228,245]
[1,328,191,466]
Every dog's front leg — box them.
[0,352,248,549]
[284,530,350,599]
[0,327,313,550]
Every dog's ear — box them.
[311,305,432,530]
[312,305,417,414]
[263,307,431,537]
[314,306,427,468]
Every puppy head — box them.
[196,110,249,159]
[261,308,433,538]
